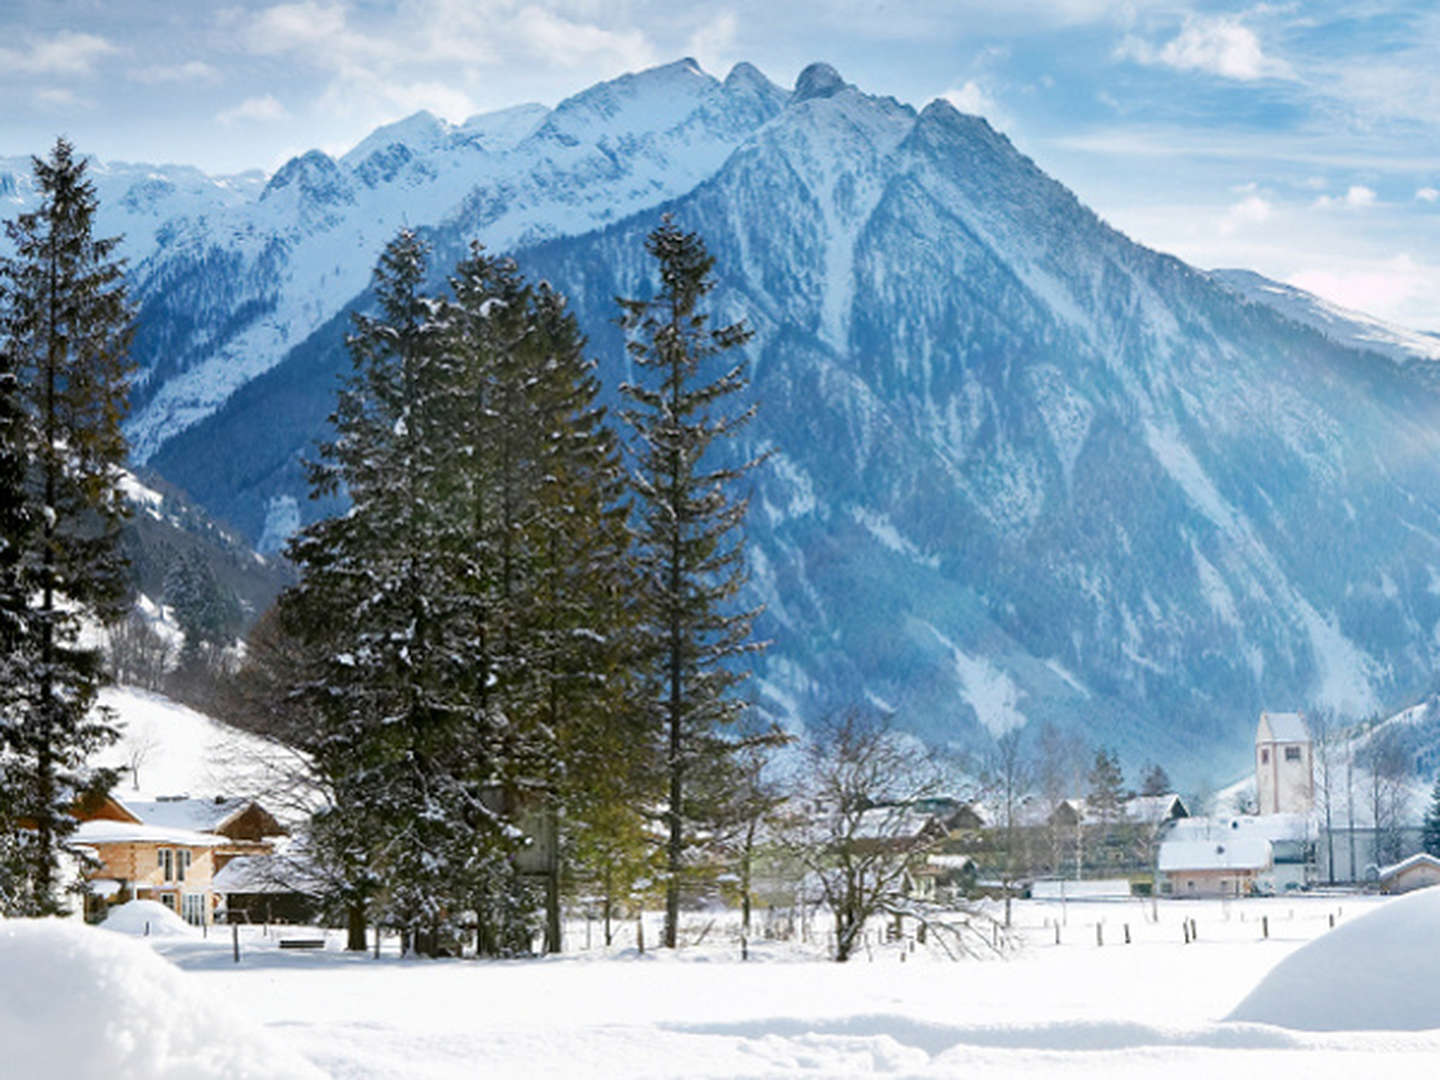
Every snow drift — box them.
[0,918,322,1079]
[1228,887,1440,1030]
[100,899,198,938]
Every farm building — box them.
[1377,852,1440,895]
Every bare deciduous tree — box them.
[1362,725,1410,867]
[981,726,1032,927]
[782,710,1001,963]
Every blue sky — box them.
[5,1,1440,330]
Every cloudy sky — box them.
[5,0,1440,330]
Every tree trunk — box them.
[544,801,562,954]
[346,903,367,951]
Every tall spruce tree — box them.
[282,233,639,954]
[0,299,34,908]
[444,245,639,953]
[617,216,766,949]
[0,138,131,914]
[287,228,485,952]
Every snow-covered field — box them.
[12,891,1439,1079]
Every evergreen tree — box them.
[443,245,640,953]
[1086,748,1126,818]
[1085,747,1126,873]
[617,216,767,948]
[286,229,483,952]
[1422,773,1440,859]
[1139,763,1172,797]
[0,138,131,914]
[164,548,241,669]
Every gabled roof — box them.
[1158,837,1272,872]
[1125,793,1188,825]
[1258,711,1309,744]
[853,806,942,841]
[126,797,286,839]
[1378,852,1440,881]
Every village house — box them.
[1157,836,1272,897]
[1377,852,1440,895]
[74,794,286,926]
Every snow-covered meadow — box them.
[9,891,1440,1079]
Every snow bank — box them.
[1229,887,1440,1030]
[0,918,322,1079]
[100,899,197,938]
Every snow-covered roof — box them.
[212,855,318,895]
[1258,711,1309,744]
[1158,837,1272,872]
[1167,813,1309,844]
[1125,794,1187,825]
[1378,852,1440,881]
[852,806,941,841]
[73,818,228,848]
[925,854,974,869]
[87,878,123,898]
[126,797,252,834]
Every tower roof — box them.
[1257,711,1309,744]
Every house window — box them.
[160,893,176,912]
[181,893,205,926]
[178,850,192,882]
[1285,746,1302,762]
[157,848,174,882]
[1260,748,1270,764]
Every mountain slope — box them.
[1211,268,1440,369]
[114,62,1440,777]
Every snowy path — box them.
[146,896,1440,1078]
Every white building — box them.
[1256,711,1313,815]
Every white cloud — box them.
[1118,15,1293,81]
[32,87,90,109]
[1417,187,1439,203]
[216,94,289,125]
[130,60,220,85]
[942,79,1012,129]
[1219,193,1271,235]
[228,0,658,134]
[0,31,117,76]
[245,1,351,56]
[1314,185,1377,210]
[686,11,738,77]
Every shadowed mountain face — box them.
[125,61,1440,779]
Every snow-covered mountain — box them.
[19,59,1440,779]
[1211,269,1440,370]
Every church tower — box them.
[1255,711,1313,814]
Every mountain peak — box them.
[341,111,447,168]
[260,149,352,205]
[792,62,847,102]
[725,61,772,92]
